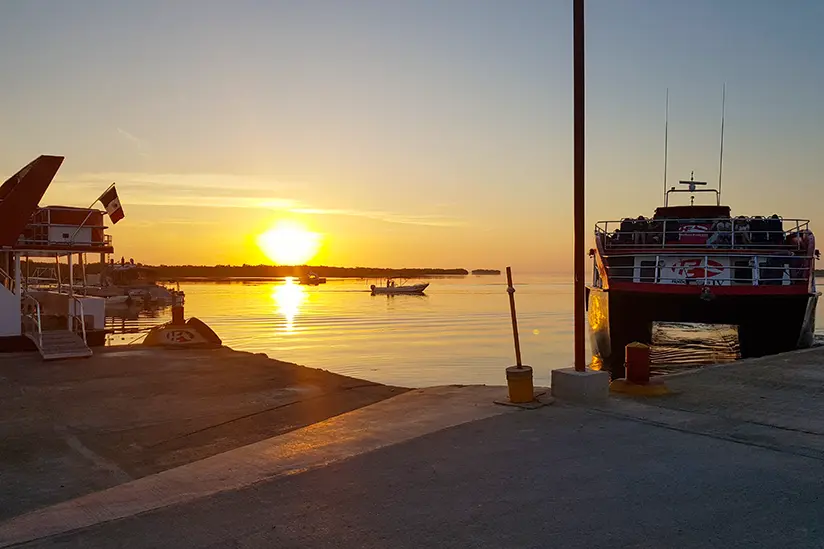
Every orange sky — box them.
[4,2,824,273]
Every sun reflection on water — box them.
[272,277,306,332]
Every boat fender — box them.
[699,287,714,302]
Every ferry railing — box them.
[0,267,11,291]
[21,294,43,348]
[17,222,112,248]
[68,296,87,344]
[595,217,812,251]
[599,252,814,287]
[16,235,112,248]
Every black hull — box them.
[587,288,818,378]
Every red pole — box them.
[573,0,586,372]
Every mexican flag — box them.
[99,184,125,224]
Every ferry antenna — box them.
[662,88,669,205]
[718,83,726,201]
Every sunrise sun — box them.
[257,221,321,265]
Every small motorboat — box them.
[370,279,429,295]
[105,294,132,306]
[299,272,327,285]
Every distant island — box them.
[134,264,470,280]
[471,269,501,275]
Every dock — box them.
[3,347,824,547]
[0,346,404,523]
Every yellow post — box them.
[506,365,534,403]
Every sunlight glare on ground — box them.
[257,221,321,265]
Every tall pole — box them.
[663,88,669,204]
[717,83,726,203]
[573,0,586,372]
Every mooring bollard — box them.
[505,266,534,403]
[625,342,651,385]
[171,292,185,326]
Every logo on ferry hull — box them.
[671,258,724,279]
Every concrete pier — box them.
[0,346,405,522]
[4,346,824,547]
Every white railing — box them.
[596,217,811,251]
[601,252,814,287]
[68,296,87,344]
[21,294,43,348]
[16,224,112,248]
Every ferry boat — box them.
[588,177,819,378]
[0,155,121,359]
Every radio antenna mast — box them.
[662,88,669,204]
[718,83,726,201]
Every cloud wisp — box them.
[49,172,466,228]
[117,128,151,159]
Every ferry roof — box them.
[0,156,64,246]
[653,205,731,219]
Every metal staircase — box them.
[25,330,92,360]
[22,294,92,360]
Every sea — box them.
[105,275,824,388]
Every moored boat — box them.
[0,155,117,358]
[588,177,819,378]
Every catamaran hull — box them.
[587,287,818,378]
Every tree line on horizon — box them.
[147,264,471,279]
[15,260,505,279]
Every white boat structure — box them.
[370,279,429,295]
[0,155,118,359]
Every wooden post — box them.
[573,0,586,372]
[505,266,522,367]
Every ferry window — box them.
[732,260,751,285]
[639,260,657,283]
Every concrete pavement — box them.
[6,347,824,548]
[0,346,404,521]
[15,404,824,548]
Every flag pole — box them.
[69,183,116,243]
[89,182,115,210]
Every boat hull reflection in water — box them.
[649,322,740,375]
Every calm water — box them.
[105,275,824,388]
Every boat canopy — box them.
[653,205,731,219]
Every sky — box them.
[1,0,823,273]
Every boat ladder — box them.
[26,330,93,360]
[22,295,92,360]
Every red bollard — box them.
[625,342,650,385]
[171,293,185,325]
